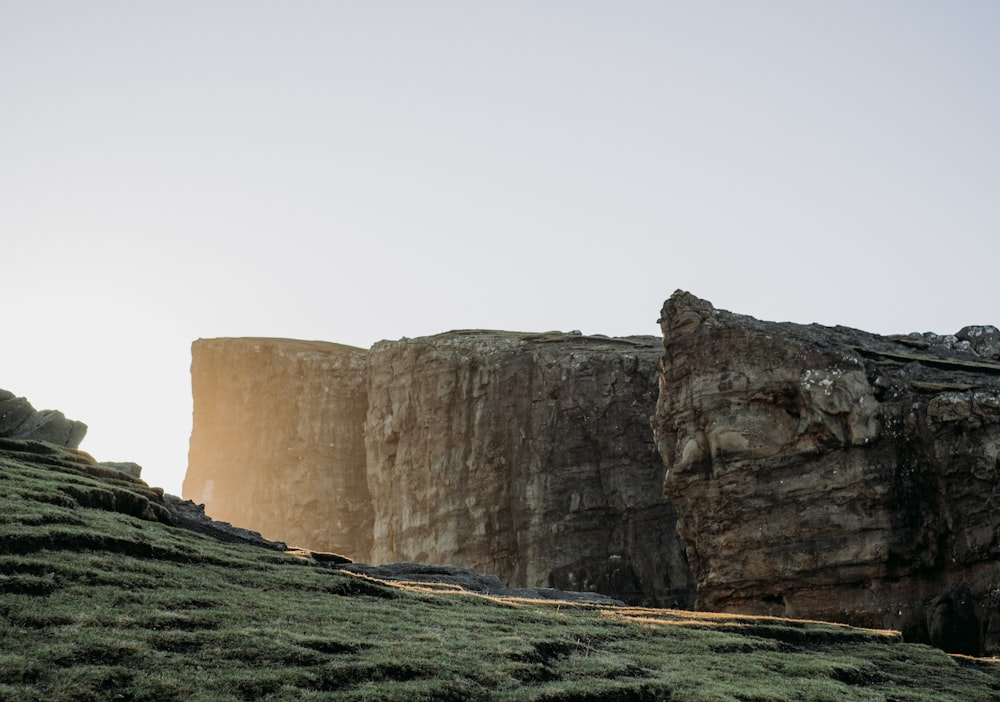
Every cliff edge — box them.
[184,338,372,558]
[651,291,1000,655]
[185,332,696,608]
[366,330,695,607]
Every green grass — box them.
[0,438,998,701]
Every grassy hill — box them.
[1,438,997,701]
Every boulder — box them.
[365,330,695,607]
[0,390,87,448]
[651,291,1000,655]
[184,338,372,559]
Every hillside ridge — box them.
[1,431,998,700]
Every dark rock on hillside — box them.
[365,331,695,608]
[651,291,1000,655]
[0,390,87,448]
[163,494,289,551]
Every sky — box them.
[3,1,999,497]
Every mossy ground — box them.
[1,439,998,701]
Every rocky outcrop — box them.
[185,332,696,608]
[651,291,1000,655]
[366,331,694,607]
[184,338,372,558]
[163,493,290,551]
[0,390,87,447]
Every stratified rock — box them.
[365,330,695,607]
[651,291,1000,655]
[184,338,371,559]
[0,390,87,448]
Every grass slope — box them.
[0,438,997,701]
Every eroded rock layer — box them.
[651,291,1000,655]
[365,331,695,607]
[184,338,372,559]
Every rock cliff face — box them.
[185,332,696,608]
[651,291,1000,655]
[366,331,694,607]
[184,338,372,559]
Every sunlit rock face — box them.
[652,291,1000,655]
[185,331,696,608]
[365,331,695,607]
[184,338,372,560]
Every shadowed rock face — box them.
[184,338,372,559]
[365,331,695,608]
[651,291,1000,655]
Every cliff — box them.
[366,331,694,607]
[184,338,372,558]
[651,291,1000,655]
[185,296,1000,654]
[185,332,696,608]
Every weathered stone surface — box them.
[0,390,87,448]
[957,325,1000,360]
[183,338,371,559]
[365,330,695,607]
[651,291,1000,655]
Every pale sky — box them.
[3,1,999,497]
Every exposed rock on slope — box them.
[184,338,372,558]
[366,331,695,607]
[651,291,1000,655]
[0,389,86,447]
